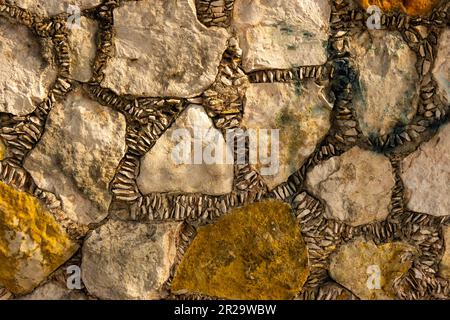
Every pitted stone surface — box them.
[24,88,127,225]
[0,181,77,295]
[232,0,331,72]
[0,17,56,115]
[68,16,98,82]
[81,220,181,300]
[242,81,333,190]
[102,0,229,97]
[432,29,450,105]
[171,200,310,300]
[306,146,395,226]
[349,30,419,138]
[401,123,450,217]
[137,105,234,196]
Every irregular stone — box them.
[0,181,77,294]
[0,17,56,115]
[81,220,181,300]
[358,0,439,16]
[68,16,97,82]
[329,238,416,300]
[232,0,330,72]
[350,30,419,137]
[102,0,229,97]
[11,0,102,16]
[401,123,450,216]
[439,226,450,279]
[24,88,127,225]
[432,29,449,105]
[171,200,310,300]
[306,146,395,226]
[137,105,234,195]
[19,281,87,300]
[242,81,332,190]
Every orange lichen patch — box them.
[359,0,439,16]
[0,181,77,294]
[171,200,310,300]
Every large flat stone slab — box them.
[24,88,127,225]
[102,0,229,97]
[306,146,395,226]
[0,18,56,115]
[401,123,450,216]
[232,0,331,72]
[137,105,234,195]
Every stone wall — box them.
[0,0,449,300]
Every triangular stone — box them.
[137,105,234,195]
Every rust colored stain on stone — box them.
[360,0,439,16]
[0,181,77,294]
[171,200,310,300]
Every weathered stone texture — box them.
[401,123,450,216]
[0,18,56,115]
[102,0,229,97]
[232,0,331,72]
[171,200,310,300]
[0,181,77,294]
[81,220,181,300]
[306,146,395,226]
[24,88,127,225]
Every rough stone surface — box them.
[358,0,440,16]
[329,238,416,300]
[68,17,97,82]
[242,81,332,190]
[24,88,127,225]
[439,226,450,279]
[350,30,419,137]
[11,0,102,16]
[102,0,228,97]
[19,281,87,300]
[0,17,56,115]
[232,0,330,72]
[171,200,310,300]
[432,29,450,105]
[401,123,450,216]
[81,220,181,300]
[137,105,234,195]
[0,181,77,295]
[306,146,395,226]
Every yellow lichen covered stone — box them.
[171,200,310,300]
[0,138,5,160]
[359,0,439,16]
[0,181,77,294]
